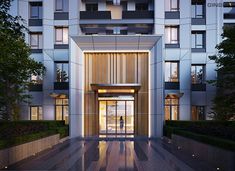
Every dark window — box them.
[55,62,69,82]
[30,106,42,120]
[192,106,205,120]
[136,3,148,11]
[191,31,205,48]
[165,98,179,120]
[29,2,42,19]
[165,26,179,44]
[55,98,69,124]
[55,0,68,12]
[191,65,205,84]
[55,27,68,44]
[86,3,98,11]
[191,1,205,18]
[30,32,42,49]
[166,0,179,11]
[165,61,179,82]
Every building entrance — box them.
[99,96,134,135]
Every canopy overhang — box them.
[71,35,161,51]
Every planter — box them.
[0,134,65,169]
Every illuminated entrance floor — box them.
[6,139,215,171]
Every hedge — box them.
[163,125,235,151]
[0,121,69,150]
[165,120,235,142]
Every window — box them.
[136,3,148,11]
[30,2,42,19]
[165,98,179,120]
[55,0,68,12]
[165,26,179,44]
[165,0,179,11]
[191,31,205,48]
[191,1,205,18]
[165,62,179,82]
[55,98,69,124]
[30,106,42,120]
[86,3,98,11]
[30,33,42,49]
[55,27,68,44]
[191,65,205,84]
[192,106,205,120]
[55,62,69,82]
[31,74,43,84]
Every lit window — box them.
[55,27,68,44]
[30,33,42,49]
[192,106,205,120]
[30,2,42,19]
[55,62,69,82]
[55,98,69,124]
[191,31,205,48]
[191,65,205,84]
[165,0,179,11]
[165,98,179,120]
[165,26,179,44]
[165,61,179,82]
[31,74,43,84]
[30,106,42,120]
[55,0,68,12]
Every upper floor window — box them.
[55,98,69,124]
[30,106,42,120]
[191,0,205,18]
[55,0,68,12]
[165,0,179,12]
[165,97,179,120]
[191,65,205,84]
[191,31,205,48]
[136,3,148,11]
[86,3,98,11]
[29,2,42,19]
[30,32,42,49]
[165,26,179,44]
[55,27,68,44]
[31,74,43,84]
[55,62,69,82]
[165,61,179,82]
[192,106,205,120]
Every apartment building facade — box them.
[9,0,235,138]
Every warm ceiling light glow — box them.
[98,89,107,93]
[130,89,135,93]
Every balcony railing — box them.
[224,13,235,19]
[122,11,154,19]
[80,11,111,19]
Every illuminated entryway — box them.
[99,96,134,135]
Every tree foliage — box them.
[0,0,45,120]
[209,26,235,120]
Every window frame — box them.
[165,61,179,82]
[165,26,180,44]
[55,0,63,12]
[55,27,68,44]
[191,64,205,84]
[55,62,69,82]
[29,2,42,19]
[55,98,69,124]
[191,31,205,49]
[30,32,42,49]
[191,2,205,19]
[191,106,205,120]
[30,106,43,120]
[170,0,179,11]
[165,98,179,120]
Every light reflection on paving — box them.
[6,139,196,171]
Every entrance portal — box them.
[99,96,134,135]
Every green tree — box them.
[209,26,235,120]
[0,0,45,120]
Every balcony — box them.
[122,11,154,19]
[80,11,111,20]
[54,82,69,90]
[224,13,235,19]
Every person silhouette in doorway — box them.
[120,116,124,133]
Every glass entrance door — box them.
[99,97,134,135]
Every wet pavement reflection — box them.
[6,139,195,171]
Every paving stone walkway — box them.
[5,138,215,171]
